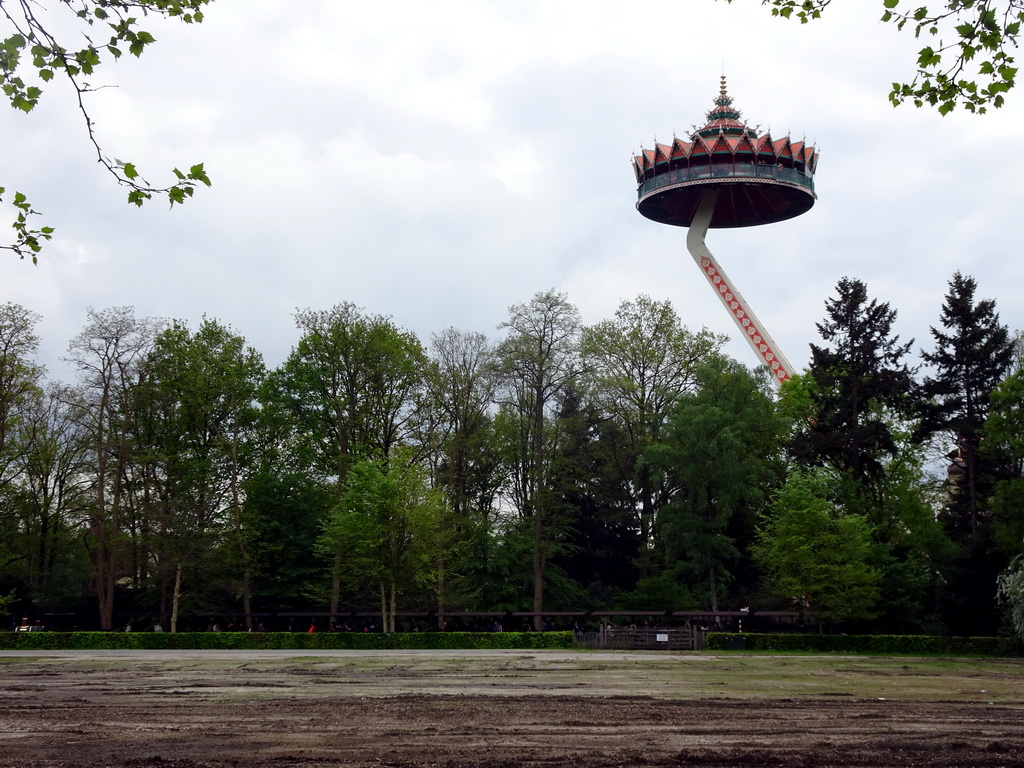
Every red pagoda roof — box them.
[632,77,818,184]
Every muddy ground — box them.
[1,650,1023,767]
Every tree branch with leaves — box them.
[0,0,212,262]
[724,0,1022,114]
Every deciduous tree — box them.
[332,452,444,633]
[66,306,158,630]
[647,358,787,611]
[582,296,725,578]
[495,289,582,628]
[2,383,90,609]
[272,303,426,616]
[755,469,882,630]
[142,318,264,631]
[424,328,501,624]
[0,302,44,493]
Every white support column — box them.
[685,188,796,386]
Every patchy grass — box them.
[3,650,1023,704]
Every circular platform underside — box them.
[637,178,815,228]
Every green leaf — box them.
[188,162,211,186]
[917,46,941,68]
[4,34,26,52]
[122,162,139,180]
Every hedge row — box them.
[705,632,1024,656]
[0,630,575,651]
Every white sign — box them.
[656,633,669,643]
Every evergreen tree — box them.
[792,277,917,503]
[919,272,1013,540]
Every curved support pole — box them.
[685,188,796,387]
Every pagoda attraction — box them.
[633,78,819,384]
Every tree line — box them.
[2,274,1023,636]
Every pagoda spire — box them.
[697,75,750,139]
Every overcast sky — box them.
[3,0,1022,382]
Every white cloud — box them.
[1,0,1021,384]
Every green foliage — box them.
[865,449,953,633]
[0,630,574,651]
[0,304,89,608]
[274,303,426,483]
[722,1,1024,114]
[0,589,15,617]
[985,372,1024,555]
[581,296,726,578]
[3,280,1021,636]
[0,187,53,264]
[495,289,583,626]
[755,469,882,628]
[997,556,1024,642]
[617,573,696,612]
[919,272,1012,541]
[986,372,1024,462]
[706,632,1023,656]
[647,358,787,610]
[242,471,331,608]
[1,1,211,260]
[794,277,916,494]
[133,318,265,626]
[328,452,446,631]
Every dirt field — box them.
[1,650,1023,767]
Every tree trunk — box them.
[159,579,168,630]
[379,580,387,633]
[229,434,254,630]
[964,434,980,538]
[389,580,397,634]
[330,550,342,618]
[170,561,182,633]
[709,564,719,612]
[637,472,655,580]
[241,570,253,630]
[533,515,546,631]
[436,555,446,631]
[532,382,545,632]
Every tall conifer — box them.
[920,272,1013,539]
